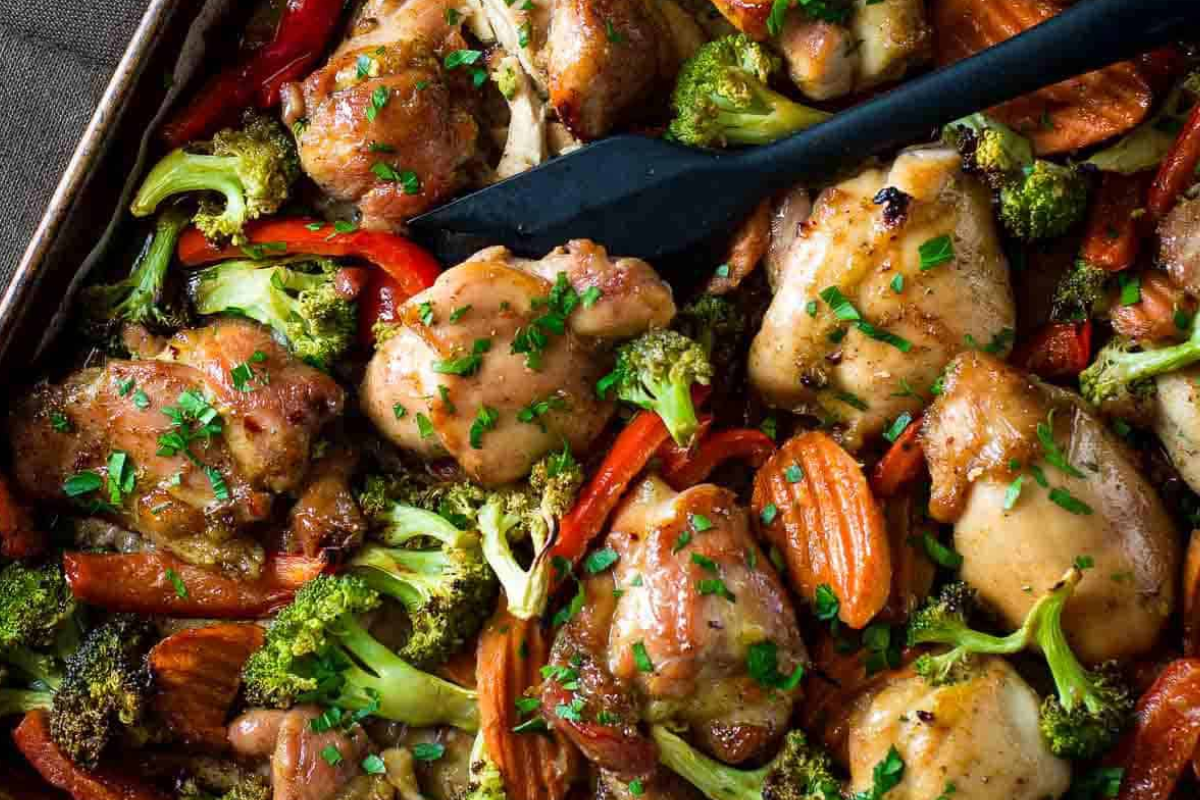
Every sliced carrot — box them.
[63,551,325,618]
[477,612,579,800]
[12,711,169,800]
[149,624,265,751]
[932,0,1151,154]
[753,431,891,629]
[1081,171,1153,272]
[1112,659,1200,800]
[870,417,925,499]
[1110,271,1193,344]
[1184,531,1200,657]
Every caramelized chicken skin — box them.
[847,658,1070,800]
[541,476,806,775]
[543,0,680,140]
[361,241,674,485]
[749,146,1015,451]
[7,319,343,576]
[290,0,480,230]
[921,351,1179,664]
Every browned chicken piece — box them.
[543,0,680,140]
[229,707,388,800]
[286,447,368,558]
[541,477,806,777]
[847,658,1070,800]
[921,351,1180,664]
[361,241,675,486]
[288,0,481,230]
[1158,196,1200,295]
[7,319,343,576]
[749,147,1015,451]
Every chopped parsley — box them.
[690,553,718,572]
[512,273,581,369]
[814,584,840,627]
[698,578,735,602]
[632,641,654,673]
[133,389,150,409]
[393,403,407,419]
[581,286,603,308]
[50,411,71,433]
[411,743,445,762]
[1038,413,1085,478]
[1049,487,1093,515]
[785,464,803,483]
[320,745,343,766]
[834,390,868,411]
[165,568,188,599]
[691,513,713,532]
[449,304,472,322]
[415,413,435,439]
[584,548,620,574]
[433,338,491,376]
[918,235,954,270]
[760,503,778,525]
[517,393,568,431]
[365,86,390,122]
[890,273,904,293]
[443,49,487,87]
[469,405,499,449]
[673,529,692,553]
[883,412,913,444]
[920,532,963,569]
[418,301,435,325]
[1118,272,1141,306]
[746,640,804,691]
[371,162,421,194]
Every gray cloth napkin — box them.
[0,0,151,287]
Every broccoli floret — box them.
[458,731,508,800]
[1087,72,1200,174]
[597,330,713,446]
[79,206,192,340]
[1050,260,1109,323]
[131,114,299,244]
[51,613,155,769]
[479,451,583,620]
[668,35,830,149]
[348,504,497,667]
[189,255,356,368]
[1079,315,1200,406]
[0,558,78,692]
[241,574,479,731]
[675,294,748,372]
[944,113,1087,241]
[999,162,1089,242]
[907,568,1133,759]
[220,775,271,800]
[651,725,841,800]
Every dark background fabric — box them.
[0,0,152,288]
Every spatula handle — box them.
[746,0,1200,185]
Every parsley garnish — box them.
[517,393,567,431]
[512,273,580,369]
[1037,412,1084,478]
[632,642,654,672]
[746,640,804,691]
[415,413,435,439]
[920,532,963,569]
[883,412,913,444]
[320,745,343,766]
[165,568,188,599]
[918,235,954,270]
[584,548,619,574]
[1049,487,1093,515]
[411,743,445,761]
[366,86,390,122]
[433,338,491,376]
[469,405,499,449]
[50,412,71,432]
[760,503,778,525]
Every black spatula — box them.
[409,0,1198,264]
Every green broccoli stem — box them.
[0,688,53,717]
[646,376,702,446]
[331,613,479,731]
[651,725,764,799]
[131,150,246,221]
[479,501,552,620]
[1115,318,1200,383]
[380,504,475,549]
[5,646,63,690]
[1030,569,1098,714]
[713,87,830,147]
[352,546,444,611]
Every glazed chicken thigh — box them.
[361,240,674,485]
[847,658,1070,800]
[749,146,1015,451]
[7,319,343,576]
[921,351,1179,664]
[289,0,481,230]
[540,476,806,778]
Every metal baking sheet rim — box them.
[0,0,177,370]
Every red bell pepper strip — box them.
[548,410,672,569]
[1010,321,1093,380]
[63,551,325,618]
[548,387,712,569]
[0,474,44,559]
[177,218,442,298]
[654,415,713,480]
[870,416,924,499]
[161,0,344,147]
[660,428,777,490]
[1147,103,1200,222]
[13,710,170,800]
[1080,172,1153,272]
[1112,659,1200,800]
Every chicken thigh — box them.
[540,476,806,776]
[749,146,1014,451]
[921,351,1179,664]
[847,658,1070,800]
[289,0,481,230]
[361,241,675,485]
[7,319,343,576]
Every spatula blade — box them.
[407,135,755,263]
